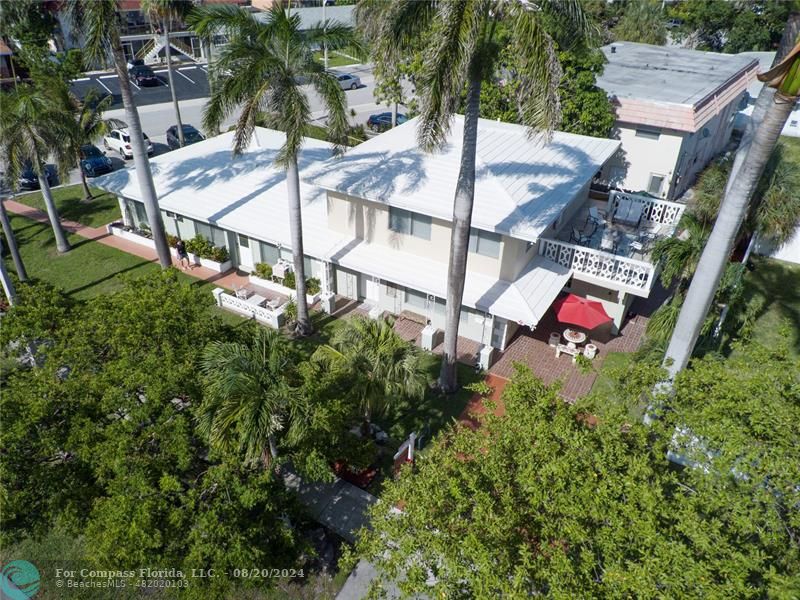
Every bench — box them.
[555,343,580,363]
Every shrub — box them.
[185,235,229,263]
[305,277,321,295]
[283,271,296,290]
[166,234,179,248]
[251,262,273,280]
[283,297,297,323]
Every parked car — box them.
[103,128,154,159]
[129,65,159,87]
[79,144,114,177]
[367,112,408,132]
[126,58,144,71]
[17,161,57,191]
[166,124,206,150]
[334,73,361,90]
[665,18,683,29]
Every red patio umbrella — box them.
[551,293,612,330]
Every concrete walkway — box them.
[5,199,249,290]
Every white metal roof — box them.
[306,116,620,243]
[597,42,758,107]
[93,126,571,326]
[92,128,349,259]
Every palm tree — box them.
[662,17,800,380]
[198,327,302,469]
[358,0,590,392]
[69,89,115,201]
[0,84,73,253]
[0,237,17,306]
[66,0,172,269]
[188,3,360,336]
[312,316,427,436]
[142,0,192,147]
[651,212,709,290]
[0,196,28,282]
[612,0,667,46]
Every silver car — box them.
[335,73,361,90]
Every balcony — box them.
[540,191,686,296]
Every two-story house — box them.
[94,119,687,362]
[596,42,759,200]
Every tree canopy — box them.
[0,273,305,597]
[355,341,800,598]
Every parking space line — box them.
[97,79,114,94]
[130,79,141,91]
[74,77,90,82]
[175,69,195,84]
[99,75,118,79]
[179,66,197,71]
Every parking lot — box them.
[70,65,211,109]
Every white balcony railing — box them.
[608,190,685,226]
[539,238,655,292]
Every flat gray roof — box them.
[597,42,758,107]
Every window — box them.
[468,228,501,258]
[195,222,227,248]
[238,234,249,247]
[165,211,176,219]
[260,242,279,264]
[647,174,665,196]
[389,207,432,240]
[404,288,428,309]
[791,120,799,127]
[635,127,661,141]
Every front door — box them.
[365,277,380,304]
[237,234,254,271]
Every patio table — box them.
[563,329,587,345]
[246,294,267,307]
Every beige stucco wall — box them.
[564,278,632,334]
[603,125,685,198]
[327,192,507,278]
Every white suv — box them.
[103,128,154,160]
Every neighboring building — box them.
[56,1,352,68]
[735,51,800,138]
[595,42,759,200]
[93,119,687,359]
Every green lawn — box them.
[736,256,800,356]
[15,183,122,229]
[313,48,361,68]
[3,214,245,327]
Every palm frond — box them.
[416,0,487,152]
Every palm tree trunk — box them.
[80,169,94,201]
[268,435,278,461]
[0,198,27,281]
[662,16,800,380]
[391,101,398,128]
[285,157,312,335]
[110,30,172,269]
[38,172,71,253]
[163,28,185,147]
[0,238,16,306]
[438,76,482,392]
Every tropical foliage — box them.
[0,82,74,253]
[612,0,667,45]
[68,88,114,200]
[312,316,427,434]
[355,344,800,598]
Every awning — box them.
[327,240,570,328]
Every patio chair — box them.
[588,206,606,226]
[570,227,592,245]
[548,332,561,347]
